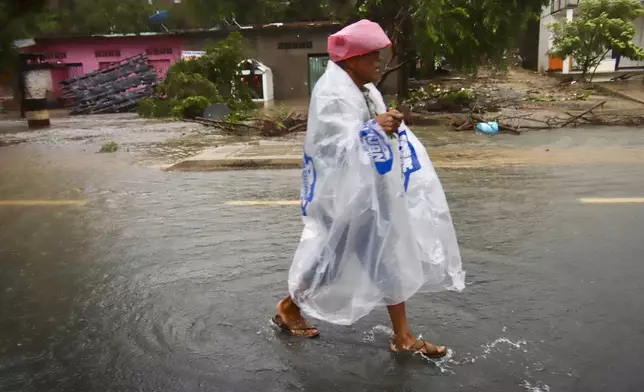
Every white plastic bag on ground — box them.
[289,61,465,325]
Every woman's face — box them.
[345,51,382,84]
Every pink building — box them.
[22,34,183,101]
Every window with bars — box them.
[95,50,120,58]
[44,52,67,60]
[146,47,174,55]
[278,42,313,50]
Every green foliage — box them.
[160,71,219,101]
[442,88,475,105]
[99,141,119,153]
[522,92,590,102]
[405,85,475,105]
[172,96,212,119]
[180,0,338,26]
[138,33,254,119]
[224,110,253,123]
[136,98,157,118]
[359,0,548,74]
[402,84,476,112]
[157,33,253,111]
[136,97,179,118]
[29,0,155,36]
[549,0,644,80]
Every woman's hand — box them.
[375,109,404,134]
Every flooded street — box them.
[1,117,644,391]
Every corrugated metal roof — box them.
[13,39,36,48]
[32,20,341,41]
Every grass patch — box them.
[99,141,119,153]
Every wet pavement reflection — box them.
[1,123,644,391]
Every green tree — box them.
[32,0,155,36]
[180,0,340,26]
[549,0,644,80]
[141,32,255,118]
[415,0,546,72]
[354,0,548,98]
[0,0,48,72]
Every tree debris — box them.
[192,111,308,138]
[254,112,307,137]
[444,99,644,133]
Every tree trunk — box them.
[519,17,540,70]
[397,54,410,101]
[396,4,413,101]
[424,48,436,78]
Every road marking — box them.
[0,200,88,206]
[225,200,300,206]
[579,198,644,204]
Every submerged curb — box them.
[165,156,302,172]
[164,141,303,172]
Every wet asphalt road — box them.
[1,123,644,392]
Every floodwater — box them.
[1,117,644,391]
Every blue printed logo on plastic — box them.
[360,121,393,175]
[398,128,421,191]
[301,153,316,216]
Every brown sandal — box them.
[271,314,320,338]
[389,339,448,358]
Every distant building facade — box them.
[21,22,397,104]
[538,0,644,75]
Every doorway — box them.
[308,54,329,95]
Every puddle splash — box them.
[521,380,551,392]
[481,337,528,358]
[362,324,394,343]
[419,347,456,374]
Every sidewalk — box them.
[165,140,302,171]
[594,78,644,105]
[164,139,644,172]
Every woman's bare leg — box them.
[387,302,446,355]
[276,296,319,337]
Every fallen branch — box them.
[514,124,553,130]
[560,100,606,127]
[194,117,259,129]
[191,117,261,136]
[455,119,473,131]
[254,112,308,137]
[498,123,522,135]
[287,123,307,134]
[609,73,636,82]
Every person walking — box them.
[272,20,465,358]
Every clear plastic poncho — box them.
[289,61,465,325]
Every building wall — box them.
[183,28,334,100]
[537,7,555,72]
[250,31,329,101]
[183,27,397,101]
[618,16,644,69]
[184,29,328,100]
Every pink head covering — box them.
[327,19,392,62]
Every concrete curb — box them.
[592,83,644,106]
[165,156,302,172]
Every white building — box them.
[538,0,644,75]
